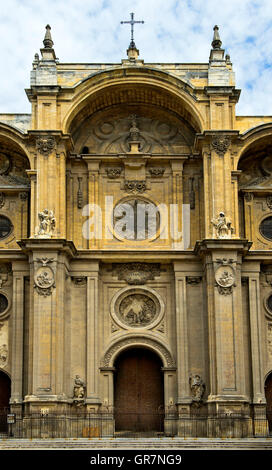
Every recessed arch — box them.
[102,334,175,369]
[63,67,205,136]
[0,123,33,169]
[236,122,272,170]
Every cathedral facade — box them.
[0,24,272,437]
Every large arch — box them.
[63,67,205,136]
[265,371,272,433]
[236,122,272,170]
[102,334,176,369]
[0,123,33,169]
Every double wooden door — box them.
[0,371,10,433]
[265,373,272,432]
[114,348,164,432]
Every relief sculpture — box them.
[119,294,157,327]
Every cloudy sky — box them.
[1,0,272,116]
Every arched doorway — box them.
[265,372,272,433]
[114,348,164,435]
[0,371,11,434]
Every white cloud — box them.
[0,0,272,115]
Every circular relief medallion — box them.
[34,266,54,289]
[215,265,235,288]
[111,287,164,330]
[119,294,156,327]
[0,153,11,175]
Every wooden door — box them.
[265,373,272,432]
[114,348,164,432]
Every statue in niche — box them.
[211,212,233,239]
[35,209,56,238]
[73,375,86,403]
[189,374,205,405]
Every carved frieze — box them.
[36,136,55,156]
[115,263,160,285]
[211,135,231,157]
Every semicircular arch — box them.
[101,334,176,369]
[63,67,205,136]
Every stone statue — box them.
[35,209,56,238]
[73,375,86,401]
[189,374,205,404]
[212,212,232,239]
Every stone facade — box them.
[0,25,272,437]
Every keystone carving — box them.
[36,136,55,156]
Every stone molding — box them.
[102,335,175,368]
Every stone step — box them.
[0,437,271,450]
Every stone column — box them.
[242,262,266,432]
[10,262,29,412]
[83,158,100,250]
[86,262,101,409]
[173,262,191,406]
[18,239,76,412]
[195,240,251,416]
[171,160,186,249]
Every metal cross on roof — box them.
[121,12,144,49]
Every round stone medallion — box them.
[215,265,235,288]
[110,287,164,330]
[34,266,54,289]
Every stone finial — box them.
[211,25,222,49]
[43,24,54,49]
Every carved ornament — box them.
[267,196,272,210]
[35,209,56,238]
[211,135,231,156]
[211,212,233,239]
[106,168,123,179]
[36,136,55,156]
[215,264,235,296]
[115,262,160,285]
[124,180,146,193]
[71,276,87,286]
[148,167,165,177]
[0,343,8,367]
[186,276,202,285]
[0,192,5,208]
[189,374,205,406]
[34,266,55,296]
